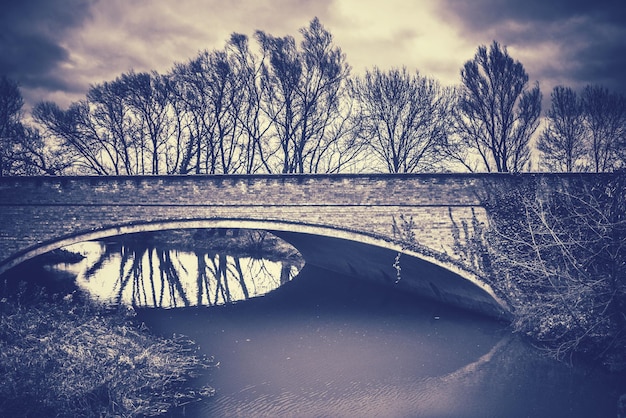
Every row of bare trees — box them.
[28,19,367,175]
[538,85,626,172]
[2,19,626,176]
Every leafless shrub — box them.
[462,174,626,369]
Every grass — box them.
[0,286,216,417]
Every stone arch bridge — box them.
[0,173,580,318]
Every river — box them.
[7,232,626,417]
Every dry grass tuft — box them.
[0,291,215,417]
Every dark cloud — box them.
[438,0,626,94]
[442,0,626,28]
[6,0,623,114]
[0,0,331,108]
[0,0,96,91]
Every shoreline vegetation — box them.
[121,228,304,265]
[393,175,626,373]
[0,228,301,417]
[0,293,216,417]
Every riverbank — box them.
[0,268,216,416]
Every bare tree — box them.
[11,126,70,175]
[121,71,180,174]
[203,51,246,174]
[255,30,301,173]
[0,76,65,175]
[33,100,111,174]
[0,75,23,175]
[36,70,191,175]
[226,33,274,173]
[354,67,453,173]
[448,41,541,172]
[171,46,257,174]
[86,79,138,174]
[581,85,626,172]
[34,78,140,175]
[537,86,587,172]
[296,18,360,173]
[227,34,276,172]
[310,79,367,173]
[171,54,219,174]
[256,18,354,173]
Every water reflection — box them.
[139,266,625,418]
[56,240,302,309]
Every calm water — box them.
[13,237,626,417]
[140,268,624,418]
[54,240,301,308]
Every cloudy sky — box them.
[2,0,625,110]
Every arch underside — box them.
[1,218,510,319]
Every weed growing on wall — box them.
[391,214,418,283]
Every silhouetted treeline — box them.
[1,18,626,175]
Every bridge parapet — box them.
[0,173,487,206]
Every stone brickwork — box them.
[0,174,488,268]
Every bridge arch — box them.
[3,217,510,319]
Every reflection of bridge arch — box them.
[65,233,300,309]
[1,216,510,318]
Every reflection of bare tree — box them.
[83,242,118,278]
[118,244,142,306]
[280,264,292,285]
[159,249,190,308]
[202,253,251,306]
[232,257,250,300]
[81,239,300,308]
[196,253,208,306]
